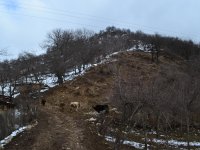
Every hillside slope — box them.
[4,51,200,150]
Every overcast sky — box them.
[0,0,200,59]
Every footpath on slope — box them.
[4,51,164,150]
[4,103,87,150]
[4,63,114,150]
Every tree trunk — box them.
[74,67,77,75]
[78,66,81,73]
[151,51,154,62]
[1,85,5,95]
[187,117,190,150]
[56,74,63,85]
[82,64,86,70]
[156,50,159,63]
[144,131,148,150]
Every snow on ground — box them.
[152,138,200,148]
[14,109,21,118]
[13,93,20,98]
[105,136,147,149]
[64,68,86,81]
[105,51,122,59]
[131,129,157,136]
[86,117,97,122]
[40,88,49,93]
[0,83,15,97]
[104,134,200,149]
[85,111,99,116]
[42,74,58,88]
[127,46,150,52]
[0,48,153,149]
[0,121,38,149]
[0,47,135,97]
[130,130,200,148]
[130,130,141,136]
[127,41,152,53]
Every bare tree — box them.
[43,29,73,84]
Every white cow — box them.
[70,102,80,111]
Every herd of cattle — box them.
[0,94,109,114]
[41,99,109,114]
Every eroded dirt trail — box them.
[4,104,87,150]
[4,61,115,150]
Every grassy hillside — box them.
[4,51,200,150]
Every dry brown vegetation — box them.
[4,51,200,150]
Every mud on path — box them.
[4,104,87,150]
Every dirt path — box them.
[3,62,115,150]
[4,105,87,150]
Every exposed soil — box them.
[3,51,189,150]
[4,61,115,150]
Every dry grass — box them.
[5,51,197,150]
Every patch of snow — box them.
[105,51,121,59]
[111,52,119,56]
[123,140,146,149]
[127,47,135,51]
[40,88,49,93]
[0,47,151,102]
[63,65,92,82]
[13,93,20,98]
[148,130,157,135]
[86,117,96,122]
[85,111,99,116]
[126,41,152,53]
[110,108,117,111]
[110,108,121,114]
[43,74,58,88]
[152,138,200,148]
[130,130,140,135]
[105,136,115,142]
[105,136,148,149]
[14,109,21,118]
[0,121,38,148]
[96,123,101,126]
[0,83,15,97]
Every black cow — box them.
[41,99,46,106]
[0,95,15,109]
[92,104,109,113]
[0,95,12,102]
[0,100,15,109]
